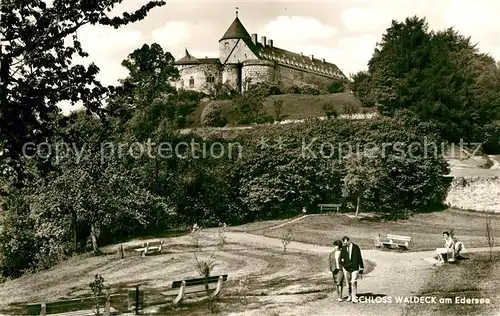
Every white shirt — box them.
[334,250,341,269]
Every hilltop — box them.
[187,92,374,127]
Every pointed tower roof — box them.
[219,16,252,42]
[175,48,201,65]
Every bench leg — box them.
[105,292,110,316]
[173,281,186,305]
[40,303,46,316]
[211,276,224,298]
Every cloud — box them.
[74,25,143,86]
[260,16,338,44]
[151,21,193,49]
[341,8,390,33]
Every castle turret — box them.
[219,12,258,91]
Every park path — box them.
[211,231,500,316]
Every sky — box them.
[61,0,500,114]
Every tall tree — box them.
[118,43,179,108]
[0,0,165,185]
[366,16,500,145]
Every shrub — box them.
[327,80,346,93]
[273,99,285,122]
[89,274,105,316]
[206,82,239,100]
[283,85,301,94]
[298,84,321,95]
[233,89,269,124]
[342,101,360,115]
[201,102,227,127]
[322,103,338,118]
[247,82,282,97]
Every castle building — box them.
[174,12,347,93]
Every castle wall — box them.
[222,64,241,91]
[219,39,258,64]
[276,65,337,91]
[175,64,221,92]
[241,60,275,91]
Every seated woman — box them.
[436,231,455,265]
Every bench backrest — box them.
[143,240,163,251]
[143,240,163,247]
[387,234,411,242]
[318,204,341,207]
[27,294,124,315]
[172,274,228,289]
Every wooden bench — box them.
[26,294,122,316]
[134,240,164,257]
[318,204,341,213]
[160,274,228,304]
[381,234,412,250]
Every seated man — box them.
[436,231,455,265]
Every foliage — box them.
[342,149,384,217]
[322,103,338,118]
[191,223,203,248]
[194,252,217,279]
[201,102,227,127]
[280,228,293,254]
[89,274,105,316]
[283,84,321,95]
[327,80,346,94]
[233,88,273,124]
[283,85,302,94]
[246,82,282,97]
[217,223,228,247]
[118,43,179,107]
[342,101,360,115]
[272,99,285,122]
[0,0,165,183]
[298,84,321,95]
[349,71,376,107]
[364,16,500,148]
[205,82,239,100]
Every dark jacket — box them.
[340,243,364,272]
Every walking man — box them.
[340,236,364,303]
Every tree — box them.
[233,87,271,125]
[0,0,165,185]
[118,43,179,107]
[342,149,382,218]
[29,113,167,255]
[349,71,375,107]
[201,102,227,127]
[365,16,500,146]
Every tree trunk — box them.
[90,224,101,255]
[72,213,78,252]
[355,195,360,218]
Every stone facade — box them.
[174,14,346,93]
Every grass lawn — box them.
[187,92,373,127]
[1,235,360,316]
[405,252,500,316]
[232,209,500,251]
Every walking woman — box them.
[328,240,345,301]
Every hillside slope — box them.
[188,92,373,127]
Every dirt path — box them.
[210,231,500,316]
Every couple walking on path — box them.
[328,236,364,303]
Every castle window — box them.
[207,74,215,83]
[189,76,194,87]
